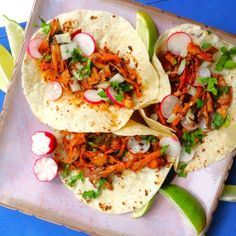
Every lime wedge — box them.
[0,45,14,92]
[132,195,155,218]
[220,185,236,202]
[160,185,206,234]
[136,11,159,60]
[2,15,24,62]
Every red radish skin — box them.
[27,38,44,59]
[33,157,58,182]
[166,32,192,57]
[160,95,180,119]
[72,32,96,56]
[31,131,57,156]
[70,28,82,39]
[45,82,63,101]
[105,87,124,107]
[84,89,103,104]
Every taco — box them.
[53,120,176,214]
[22,10,159,132]
[140,24,236,172]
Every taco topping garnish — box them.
[28,18,142,109]
[153,32,233,153]
[54,131,170,199]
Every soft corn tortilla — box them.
[140,24,236,172]
[22,10,160,132]
[54,120,174,214]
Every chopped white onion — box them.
[70,78,81,92]
[109,73,125,84]
[55,33,71,44]
[97,82,110,89]
[167,113,177,123]
[60,42,77,60]
[150,113,158,121]
[187,85,197,96]
[177,59,186,75]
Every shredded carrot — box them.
[51,43,64,73]
[56,132,168,184]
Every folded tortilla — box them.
[54,120,174,214]
[22,10,160,132]
[140,24,236,172]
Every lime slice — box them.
[132,195,155,218]
[2,15,24,62]
[220,185,236,202]
[0,45,14,92]
[160,185,206,234]
[136,11,159,60]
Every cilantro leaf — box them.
[67,171,85,187]
[197,77,218,95]
[82,190,100,199]
[110,81,133,93]
[215,54,229,72]
[177,164,188,177]
[161,145,169,155]
[98,90,107,98]
[196,98,204,109]
[224,60,236,69]
[40,17,51,35]
[61,164,70,178]
[119,83,133,92]
[229,46,236,55]
[202,42,211,49]
[212,112,225,130]
[98,178,107,189]
[43,55,52,61]
[182,129,205,154]
[115,93,124,102]
[217,86,230,97]
[82,178,107,200]
[223,114,231,128]
[142,135,157,143]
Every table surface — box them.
[0,0,236,235]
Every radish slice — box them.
[180,148,195,162]
[159,136,181,158]
[71,28,82,39]
[109,73,125,84]
[105,87,124,107]
[33,157,58,182]
[45,82,62,101]
[181,119,198,131]
[72,32,96,56]
[160,95,180,119]
[27,38,43,59]
[84,89,103,104]
[31,131,57,156]
[167,32,192,57]
[127,137,150,154]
